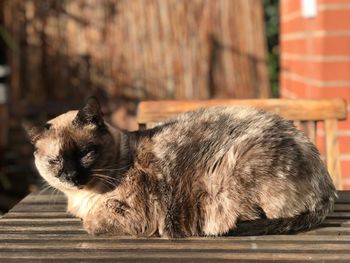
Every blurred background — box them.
[0,0,349,214]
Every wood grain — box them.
[303,121,317,144]
[0,191,350,262]
[137,99,347,124]
[325,119,342,190]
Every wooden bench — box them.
[0,189,350,262]
[138,99,347,189]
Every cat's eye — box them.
[48,158,60,165]
[44,123,52,130]
[81,150,95,159]
[80,145,98,158]
[80,145,99,167]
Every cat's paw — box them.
[82,219,107,236]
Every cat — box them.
[25,97,337,237]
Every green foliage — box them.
[264,0,279,97]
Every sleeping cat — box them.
[25,97,336,237]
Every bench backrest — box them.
[137,99,347,189]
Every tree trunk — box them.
[3,0,270,104]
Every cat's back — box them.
[151,106,299,157]
[149,106,307,179]
[149,106,332,193]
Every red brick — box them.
[281,60,319,81]
[281,59,350,81]
[281,17,312,34]
[341,160,350,180]
[282,9,350,34]
[281,35,350,55]
[280,74,309,97]
[322,10,350,31]
[316,132,350,153]
[316,133,326,154]
[280,73,316,98]
[319,61,350,81]
[280,0,301,17]
[281,75,350,103]
[339,118,350,130]
[318,0,350,3]
[307,86,350,101]
[339,135,350,153]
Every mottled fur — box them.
[26,98,337,237]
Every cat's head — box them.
[25,97,119,194]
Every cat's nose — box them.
[59,171,78,184]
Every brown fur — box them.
[26,98,337,237]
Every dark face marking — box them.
[52,135,102,187]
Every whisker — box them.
[92,174,117,185]
[91,173,115,180]
[92,173,117,181]
[98,180,113,190]
[91,172,116,180]
[91,168,127,172]
[91,165,130,172]
[35,183,53,200]
[94,177,115,189]
[49,188,61,205]
[92,175,116,186]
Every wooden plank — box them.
[1,251,350,261]
[338,191,350,202]
[0,227,85,234]
[325,119,342,189]
[0,219,81,226]
[1,234,350,242]
[293,120,302,130]
[0,218,342,229]
[300,226,350,235]
[20,193,66,203]
[1,241,350,252]
[137,99,348,124]
[2,227,348,236]
[304,121,317,144]
[1,192,350,262]
[3,212,72,219]
[9,204,67,212]
[334,203,350,211]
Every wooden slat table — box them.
[0,190,350,262]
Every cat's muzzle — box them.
[58,171,80,186]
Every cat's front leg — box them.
[81,208,124,236]
[82,217,109,236]
[82,199,134,236]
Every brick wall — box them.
[280,0,350,189]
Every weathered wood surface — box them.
[137,99,348,189]
[0,190,350,262]
[137,99,347,124]
[325,119,342,190]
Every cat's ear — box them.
[74,97,104,127]
[22,120,44,144]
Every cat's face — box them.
[26,98,118,193]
